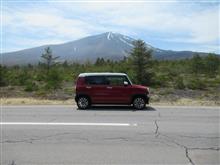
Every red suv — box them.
[75,73,150,110]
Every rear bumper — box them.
[74,94,78,102]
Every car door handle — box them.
[107,86,112,89]
[86,86,91,89]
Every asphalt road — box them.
[1,105,219,165]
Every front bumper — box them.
[146,95,150,104]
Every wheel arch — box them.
[75,94,91,103]
[131,94,148,104]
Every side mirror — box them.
[124,81,129,86]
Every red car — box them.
[75,73,150,110]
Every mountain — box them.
[2,32,212,65]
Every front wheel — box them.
[77,96,90,109]
[133,97,146,110]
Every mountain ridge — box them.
[2,32,214,65]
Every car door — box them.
[85,76,110,103]
[106,76,131,104]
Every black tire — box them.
[132,97,146,110]
[76,96,90,109]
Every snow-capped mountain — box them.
[2,32,210,65]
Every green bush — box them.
[45,68,63,90]
[35,89,47,97]
[185,77,206,90]
[0,65,8,86]
[24,81,38,92]
[174,76,185,89]
[152,73,170,87]
[35,71,46,81]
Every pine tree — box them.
[204,54,220,76]
[190,54,204,74]
[129,40,153,85]
[41,47,59,74]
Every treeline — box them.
[1,40,220,92]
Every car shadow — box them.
[78,105,156,111]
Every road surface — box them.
[1,105,219,165]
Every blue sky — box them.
[2,0,220,53]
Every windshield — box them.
[126,75,133,85]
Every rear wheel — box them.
[77,96,90,109]
[133,97,146,110]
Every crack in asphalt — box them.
[185,147,195,165]
[174,135,220,139]
[1,139,33,144]
[190,147,220,151]
[153,120,195,165]
[103,137,129,141]
[1,132,87,144]
[154,120,159,137]
[151,111,220,165]
[159,134,195,165]
[153,111,161,138]
[159,133,220,165]
[183,146,220,165]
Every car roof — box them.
[78,72,127,77]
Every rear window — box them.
[106,76,129,86]
[85,76,108,85]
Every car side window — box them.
[106,76,126,86]
[85,76,108,85]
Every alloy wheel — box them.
[77,97,89,109]
[133,97,145,110]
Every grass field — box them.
[1,86,219,106]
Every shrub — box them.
[152,73,170,87]
[185,77,206,90]
[174,76,185,89]
[45,68,63,90]
[24,81,38,92]
[0,65,8,86]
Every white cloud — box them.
[3,5,94,40]
[68,2,219,44]
[2,1,220,53]
[187,9,219,43]
[27,13,90,37]
[103,3,219,44]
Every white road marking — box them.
[0,122,137,127]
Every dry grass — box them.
[1,97,219,106]
[1,97,75,105]
[151,98,220,106]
